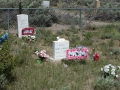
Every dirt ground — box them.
[46,21,110,30]
[9,21,110,34]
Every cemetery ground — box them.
[1,24,120,90]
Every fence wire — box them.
[0,8,120,33]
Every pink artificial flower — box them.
[40,50,49,58]
[82,47,88,53]
[35,50,49,58]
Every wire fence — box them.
[0,8,120,33]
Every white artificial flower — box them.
[104,65,110,73]
[104,68,109,73]
[63,64,68,68]
[101,68,103,71]
[111,66,116,69]
[111,69,116,72]
[104,66,110,69]
[116,75,119,78]
[35,51,39,56]
[30,35,36,39]
[111,71,116,76]
[107,64,112,67]
[117,66,120,69]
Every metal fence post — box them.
[7,9,10,33]
[79,9,82,30]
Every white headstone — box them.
[53,39,69,60]
[41,1,50,8]
[17,14,29,38]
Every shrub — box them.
[69,26,79,34]
[101,33,113,39]
[56,30,64,35]
[94,77,114,90]
[0,74,8,90]
[94,64,120,90]
[0,41,15,75]
[49,0,59,6]
[80,38,93,46]
[0,38,15,89]
[93,1,120,21]
[29,9,59,27]
[76,0,94,7]
[110,48,120,55]
[83,31,93,40]
[69,35,80,47]
[115,81,120,90]
[82,0,120,21]
[59,13,79,25]
[108,39,114,47]
[94,9,120,21]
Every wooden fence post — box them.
[94,0,100,15]
[19,2,22,14]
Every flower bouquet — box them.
[101,64,120,79]
[35,50,49,61]
[27,35,36,42]
[94,64,120,90]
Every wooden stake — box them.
[92,48,95,54]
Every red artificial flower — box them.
[93,53,99,61]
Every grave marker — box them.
[17,14,29,38]
[53,38,69,60]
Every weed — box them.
[0,74,8,90]
[56,30,64,35]
[101,33,113,39]
[94,77,114,90]
[69,26,79,34]
[110,48,120,55]
[64,30,70,36]
[108,39,114,47]
[83,31,93,40]
[115,81,120,90]
[80,38,93,46]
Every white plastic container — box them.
[41,1,50,8]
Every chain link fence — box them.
[0,8,120,33]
